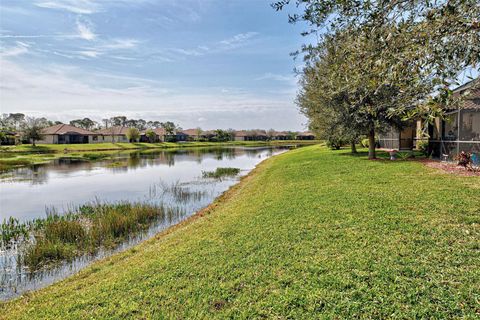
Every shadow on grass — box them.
[15,146,54,154]
[334,148,426,162]
[131,143,150,148]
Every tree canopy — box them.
[275,0,480,158]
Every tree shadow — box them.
[18,146,53,154]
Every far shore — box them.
[0,140,321,172]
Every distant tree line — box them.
[0,113,183,146]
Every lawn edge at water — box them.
[0,146,281,303]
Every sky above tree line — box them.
[0,0,310,130]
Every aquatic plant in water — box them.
[148,180,207,203]
[202,167,240,179]
[1,202,184,271]
[1,217,29,250]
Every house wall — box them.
[296,135,315,140]
[101,135,128,143]
[37,134,57,144]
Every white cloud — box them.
[100,39,139,50]
[220,32,259,49]
[0,58,305,130]
[76,17,96,41]
[170,48,204,57]
[256,73,294,82]
[35,0,99,14]
[0,42,30,57]
[78,50,100,58]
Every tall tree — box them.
[126,127,140,142]
[111,116,127,127]
[7,113,25,129]
[70,118,96,130]
[274,0,480,158]
[160,121,177,136]
[21,117,46,146]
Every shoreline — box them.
[0,141,319,172]
[0,148,285,302]
[3,145,478,318]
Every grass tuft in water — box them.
[0,159,32,172]
[81,153,110,161]
[1,202,184,270]
[1,217,29,250]
[202,167,240,179]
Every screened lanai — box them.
[428,79,480,161]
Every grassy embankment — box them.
[2,145,479,318]
[0,140,318,172]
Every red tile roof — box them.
[42,124,96,135]
[296,131,315,137]
[96,126,131,135]
[453,78,480,110]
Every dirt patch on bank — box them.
[420,159,480,177]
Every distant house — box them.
[139,128,188,142]
[182,129,203,140]
[234,130,268,141]
[271,131,290,140]
[428,78,480,159]
[0,130,19,145]
[174,130,189,142]
[234,130,249,141]
[39,124,98,144]
[140,128,165,142]
[96,126,130,143]
[296,131,316,140]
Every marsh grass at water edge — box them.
[1,202,184,272]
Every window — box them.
[459,110,480,141]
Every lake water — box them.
[0,146,292,300]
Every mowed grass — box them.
[1,145,479,319]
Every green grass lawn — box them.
[1,145,479,319]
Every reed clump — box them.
[82,153,110,161]
[1,202,181,270]
[202,167,240,179]
[0,159,32,172]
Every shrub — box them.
[416,140,429,156]
[326,137,345,150]
[361,138,370,148]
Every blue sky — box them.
[0,0,309,130]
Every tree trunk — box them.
[32,139,36,147]
[368,128,376,159]
[350,140,357,153]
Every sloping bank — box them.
[2,145,479,319]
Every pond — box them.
[0,146,293,300]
